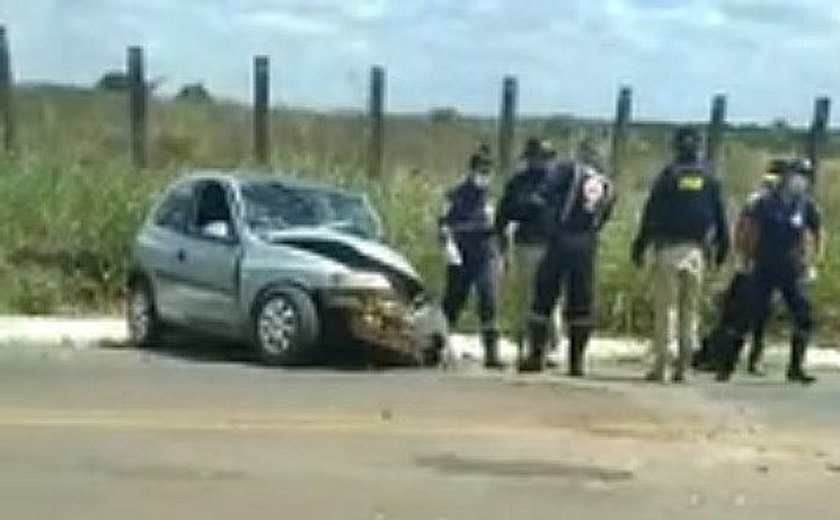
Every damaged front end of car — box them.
[271,231,447,364]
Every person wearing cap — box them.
[495,137,562,362]
[519,138,615,376]
[439,145,502,368]
[698,162,786,380]
[743,158,823,384]
[631,126,730,383]
[738,162,786,376]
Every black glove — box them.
[631,238,646,268]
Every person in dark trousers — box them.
[736,163,788,376]
[631,127,729,383]
[693,167,785,375]
[519,139,615,376]
[739,158,823,384]
[495,138,562,358]
[439,146,502,368]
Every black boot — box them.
[714,331,743,383]
[519,320,547,373]
[787,333,816,385]
[568,327,590,378]
[748,328,766,376]
[482,329,503,370]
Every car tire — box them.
[421,335,446,367]
[127,278,164,348]
[251,286,320,366]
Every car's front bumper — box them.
[322,290,447,361]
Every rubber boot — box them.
[481,329,503,370]
[714,331,741,383]
[787,332,816,384]
[519,320,547,373]
[567,327,590,378]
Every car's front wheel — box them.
[251,286,320,366]
[127,279,164,348]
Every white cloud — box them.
[234,9,338,35]
[0,0,835,123]
[340,0,391,22]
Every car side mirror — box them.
[201,221,233,241]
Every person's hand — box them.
[631,239,645,268]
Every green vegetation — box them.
[1,84,838,339]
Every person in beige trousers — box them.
[631,127,730,383]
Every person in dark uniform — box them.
[519,140,615,376]
[693,165,785,376]
[439,146,502,368]
[631,126,729,383]
[495,138,562,357]
[744,158,823,384]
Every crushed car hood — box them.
[260,228,425,298]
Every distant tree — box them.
[175,83,212,103]
[429,107,459,124]
[95,71,163,93]
[96,71,129,91]
[771,118,791,132]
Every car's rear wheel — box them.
[127,279,163,348]
[252,286,319,366]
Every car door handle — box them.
[176,249,187,262]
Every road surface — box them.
[0,340,838,519]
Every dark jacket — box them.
[635,160,729,255]
[494,161,551,246]
[440,179,496,262]
[747,191,821,271]
[540,161,615,236]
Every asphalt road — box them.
[0,341,838,519]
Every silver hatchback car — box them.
[127,172,447,366]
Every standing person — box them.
[738,162,788,376]
[631,127,729,383]
[439,146,503,369]
[746,158,823,384]
[519,140,615,376]
[693,165,785,375]
[495,138,562,359]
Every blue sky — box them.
[0,0,837,123]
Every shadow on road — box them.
[102,333,426,372]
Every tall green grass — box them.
[1,85,838,339]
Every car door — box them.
[141,180,196,326]
[178,180,242,331]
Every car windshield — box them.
[240,181,381,240]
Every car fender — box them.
[238,241,352,316]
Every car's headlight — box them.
[329,271,392,291]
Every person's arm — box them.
[632,170,666,263]
[493,180,515,253]
[600,178,618,227]
[806,200,824,262]
[437,192,454,245]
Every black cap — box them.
[673,126,702,150]
[523,137,543,159]
[767,158,790,175]
[469,153,493,172]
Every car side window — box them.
[194,181,233,229]
[153,183,194,234]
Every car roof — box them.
[176,169,363,198]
